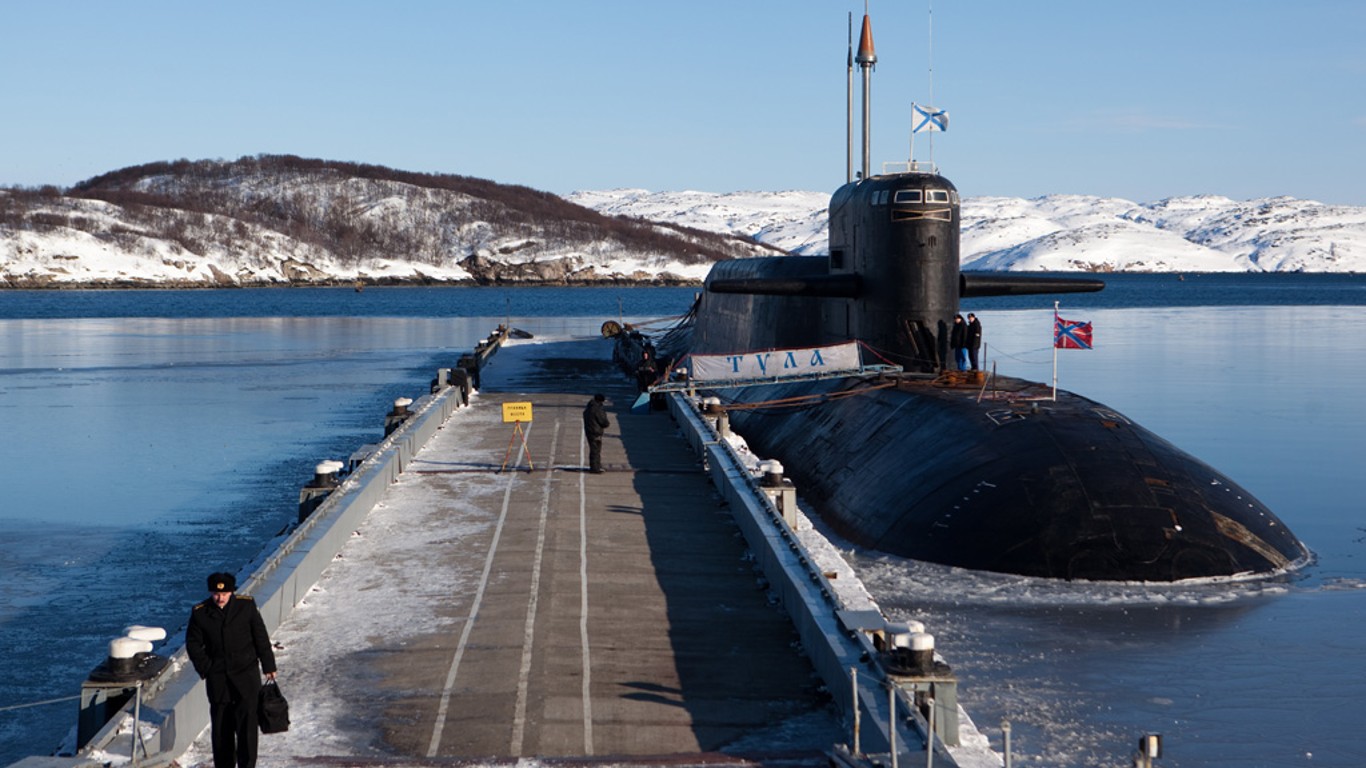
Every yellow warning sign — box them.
[501,402,533,423]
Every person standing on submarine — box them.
[950,314,969,371]
[966,312,983,371]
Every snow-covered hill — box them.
[0,157,768,289]
[569,189,831,256]
[4,156,1364,289]
[570,190,1366,273]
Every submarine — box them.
[615,10,1310,582]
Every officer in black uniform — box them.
[583,393,610,473]
[186,572,278,768]
[966,313,983,371]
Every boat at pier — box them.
[614,10,1310,582]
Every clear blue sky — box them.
[3,1,1363,204]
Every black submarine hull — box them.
[700,372,1307,581]
[625,168,1309,582]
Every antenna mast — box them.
[855,3,877,180]
[846,13,854,184]
[927,0,935,165]
[909,0,938,169]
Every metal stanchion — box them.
[889,684,898,768]
[925,696,935,768]
[1003,720,1013,768]
[851,667,861,756]
[131,682,142,768]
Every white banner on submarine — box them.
[690,341,863,382]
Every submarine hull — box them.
[633,167,1310,582]
[706,373,1307,581]
[633,252,1311,582]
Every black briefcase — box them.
[258,680,290,734]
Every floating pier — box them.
[18,331,1001,768]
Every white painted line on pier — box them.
[511,420,560,755]
[426,422,533,757]
[579,428,595,755]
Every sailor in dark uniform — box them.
[950,314,969,371]
[186,572,278,768]
[966,313,983,371]
[634,350,658,392]
[583,393,610,473]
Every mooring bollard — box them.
[384,396,414,437]
[299,460,344,522]
[759,459,784,488]
[882,625,960,747]
[78,625,168,749]
[757,460,799,528]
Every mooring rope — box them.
[0,694,83,713]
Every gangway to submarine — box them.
[638,336,904,395]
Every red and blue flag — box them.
[1054,313,1093,350]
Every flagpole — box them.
[1052,301,1059,402]
[909,124,915,168]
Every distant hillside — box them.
[4,158,1364,288]
[0,155,776,288]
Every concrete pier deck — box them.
[202,337,841,766]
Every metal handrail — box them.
[881,160,938,175]
[648,363,902,393]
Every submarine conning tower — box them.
[828,170,961,372]
[703,8,1101,373]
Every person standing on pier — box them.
[635,349,659,392]
[583,393,610,473]
[186,572,278,768]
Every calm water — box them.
[861,301,1366,767]
[1,277,1364,766]
[0,287,694,763]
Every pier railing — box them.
[665,391,972,766]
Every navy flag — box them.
[912,103,948,133]
[1054,313,1093,350]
